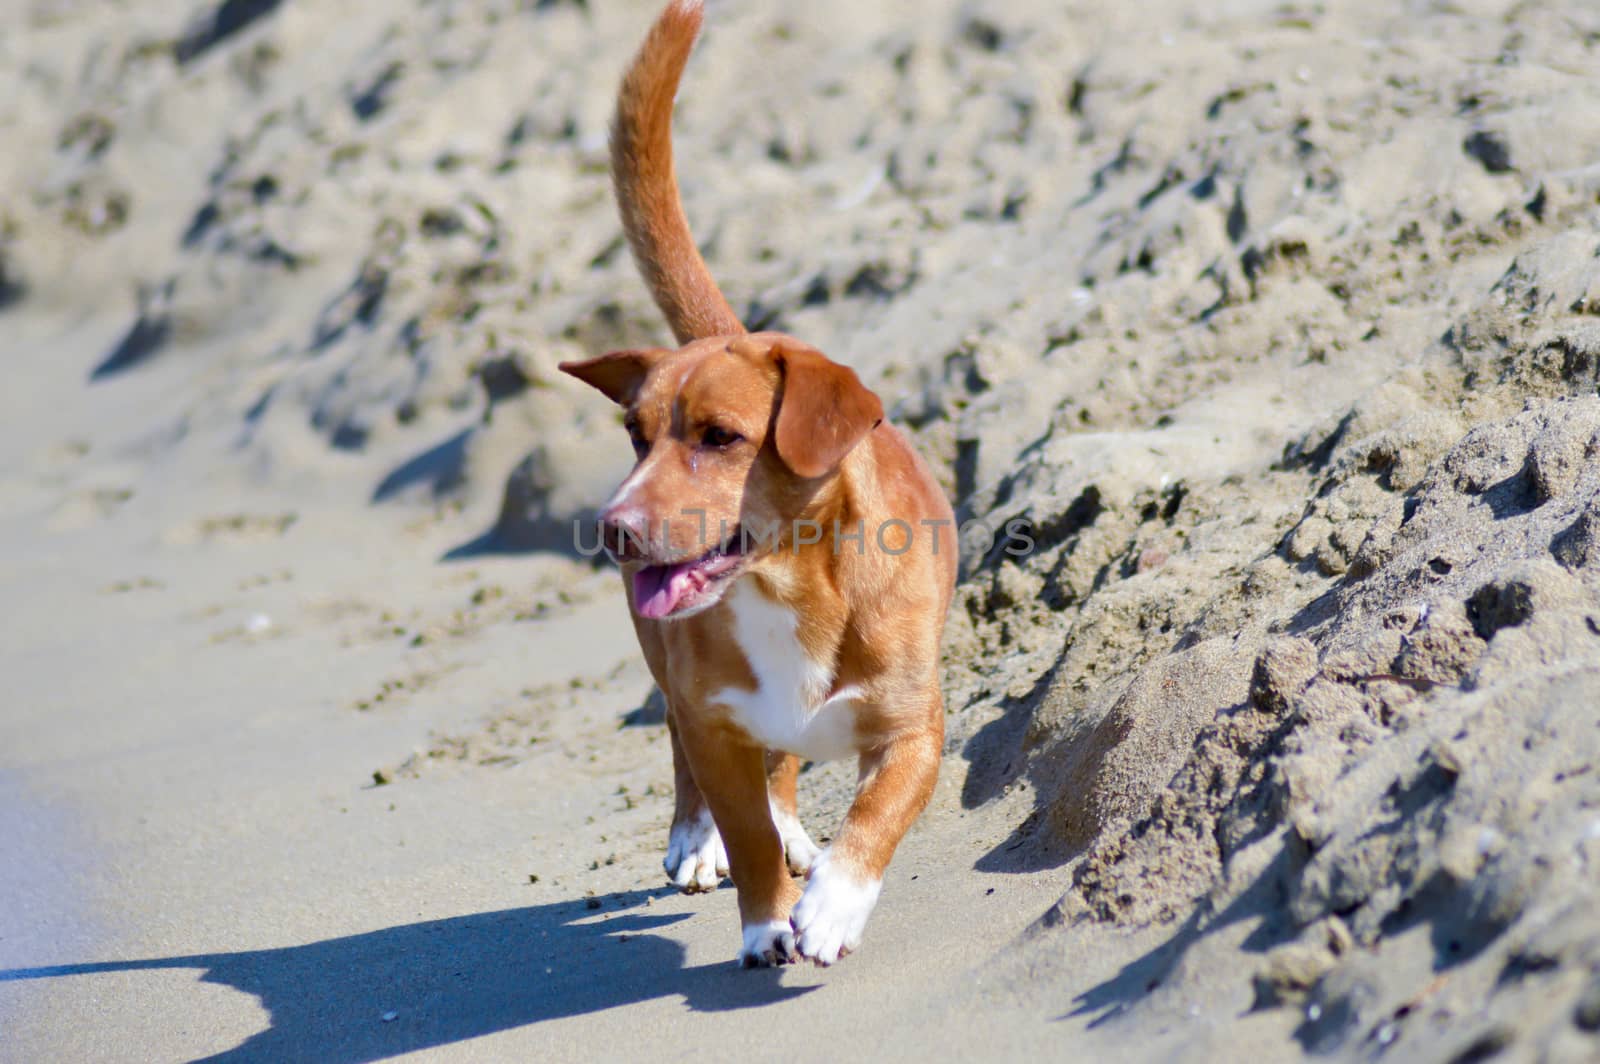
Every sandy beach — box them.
[3,0,1599,1060]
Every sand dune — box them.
[2,0,1599,1059]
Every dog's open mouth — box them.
[632,526,748,620]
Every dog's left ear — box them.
[771,340,884,479]
[558,348,668,406]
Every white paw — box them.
[739,919,798,968]
[770,801,821,876]
[664,808,728,893]
[790,849,882,966]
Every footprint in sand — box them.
[46,486,134,531]
[163,511,298,545]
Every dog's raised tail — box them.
[612,0,745,345]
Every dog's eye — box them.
[627,426,648,458]
[701,425,742,449]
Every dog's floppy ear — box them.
[558,348,668,405]
[771,340,884,479]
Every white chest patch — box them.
[711,580,861,762]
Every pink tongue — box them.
[632,552,743,619]
[634,563,698,620]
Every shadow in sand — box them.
[0,271,22,312]
[174,0,285,65]
[1066,907,1210,1030]
[439,521,604,563]
[1063,838,1306,1028]
[369,429,605,564]
[620,686,667,727]
[958,663,1086,874]
[0,888,815,1062]
[959,664,1057,813]
[89,313,171,380]
[371,428,472,504]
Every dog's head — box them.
[559,332,883,620]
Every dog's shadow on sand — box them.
[0,887,814,1062]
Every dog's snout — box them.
[598,505,650,559]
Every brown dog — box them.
[560,0,956,967]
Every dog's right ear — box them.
[558,348,668,406]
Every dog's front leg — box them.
[677,715,802,966]
[664,720,817,891]
[663,707,728,893]
[792,715,941,965]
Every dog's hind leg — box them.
[765,750,821,876]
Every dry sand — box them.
[3,0,1599,1060]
